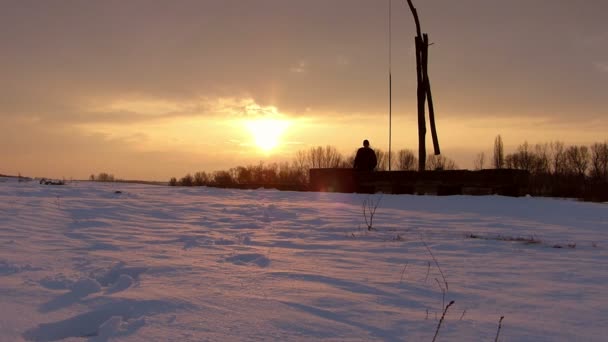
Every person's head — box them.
[363,139,370,147]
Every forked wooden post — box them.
[415,35,427,171]
[405,0,440,171]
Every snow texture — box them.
[1,177,607,341]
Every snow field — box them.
[1,178,607,341]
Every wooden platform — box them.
[309,169,530,196]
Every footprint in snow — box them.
[224,253,270,268]
[105,274,135,294]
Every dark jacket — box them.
[354,147,377,171]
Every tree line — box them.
[169,146,458,188]
[487,135,608,181]
[484,135,608,200]
[169,137,607,201]
[90,172,115,182]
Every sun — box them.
[245,118,290,153]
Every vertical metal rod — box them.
[388,0,392,171]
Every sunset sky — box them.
[1,0,607,180]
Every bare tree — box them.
[473,152,486,170]
[193,171,209,186]
[345,151,356,168]
[396,149,418,170]
[565,145,590,176]
[533,143,550,174]
[277,162,305,184]
[293,150,310,182]
[550,141,566,175]
[516,142,535,172]
[293,150,308,169]
[303,145,345,169]
[260,163,279,184]
[493,135,504,169]
[211,170,234,186]
[426,155,457,170]
[96,172,115,182]
[180,173,194,186]
[387,150,397,171]
[590,142,608,181]
[375,149,390,171]
[234,166,251,184]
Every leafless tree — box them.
[473,152,486,170]
[96,172,115,182]
[396,149,418,170]
[516,142,535,171]
[493,135,505,169]
[277,162,305,184]
[375,149,391,171]
[211,170,234,186]
[590,142,608,181]
[180,173,194,186]
[565,145,590,176]
[293,150,308,170]
[345,151,356,168]
[507,142,539,172]
[193,171,210,186]
[426,155,457,170]
[533,143,550,174]
[550,141,566,175]
[302,145,345,169]
[234,166,251,184]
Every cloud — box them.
[0,94,294,129]
[206,97,279,118]
[336,56,351,66]
[289,60,308,74]
[595,62,608,73]
[0,116,251,180]
[581,32,608,47]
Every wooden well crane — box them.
[405,0,440,171]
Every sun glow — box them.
[245,118,290,153]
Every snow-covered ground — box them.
[1,178,607,341]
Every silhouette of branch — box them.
[362,195,382,230]
[405,0,422,38]
[423,241,448,292]
[399,262,409,283]
[432,300,455,342]
[495,316,505,342]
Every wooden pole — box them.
[423,34,440,155]
[405,0,440,171]
[406,0,422,38]
[415,36,427,171]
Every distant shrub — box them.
[180,174,194,186]
[95,173,115,182]
[193,171,210,186]
[396,149,417,171]
[426,155,457,171]
[211,171,234,187]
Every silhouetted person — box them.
[354,139,377,171]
